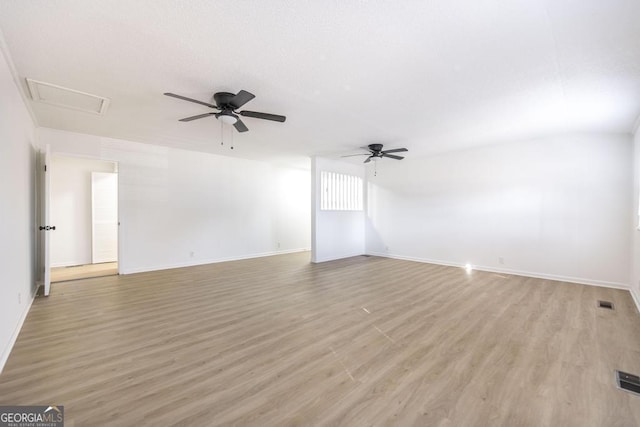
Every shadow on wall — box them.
[362,134,632,287]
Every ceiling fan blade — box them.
[233,118,249,132]
[179,112,216,122]
[382,153,404,160]
[229,90,255,109]
[164,93,218,109]
[381,148,408,154]
[239,110,286,122]
[341,153,370,157]
[364,156,372,163]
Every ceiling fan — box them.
[164,90,286,133]
[342,144,408,163]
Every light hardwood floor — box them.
[1,253,639,426]
[51,262,118,282]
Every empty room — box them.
[1,1,639,426]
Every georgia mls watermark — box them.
[0,406,63,427]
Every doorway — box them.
[49,155,119,282]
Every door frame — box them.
[37,145,51,295]
[45,152,122,278]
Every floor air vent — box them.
[598,300,614,310]
[616,371,640,396]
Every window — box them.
[320,171,363,211]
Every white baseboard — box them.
[311,252,366,263]
[366,252,630,290]
[120,248,310,275]
[50,262,75,268]
[50,262,91,268]
[0,286,37,374]
[630,287,640,314]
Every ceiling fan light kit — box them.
[164,89,286,133]
[216,112,238,125]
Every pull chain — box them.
[374,160,377,177]
[219,122,236,150]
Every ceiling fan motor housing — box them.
[368,143,384,152]
[213,92,236,108]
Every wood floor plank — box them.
[1,252,639,426]
[51,262,118,282]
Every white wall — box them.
[91,172,119,263]
[366,134,632,287]
[0,46,37,371]
[50,156,116,267]
[39,128,311,274]
[631,127,640,311]
[311,157,365,262]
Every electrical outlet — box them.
[498,257,504,265]
[277,242,281,249]
[18,292,21,304]
[189,251,195,258]
[385,246,389,252]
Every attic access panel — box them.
[26,78,110,115]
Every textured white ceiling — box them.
[1,0,639,165]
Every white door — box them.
[38,145,52,296]
[91,172,118,263]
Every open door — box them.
[91,172,118,264]
[38,145,53,296]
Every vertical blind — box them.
[320,171,363,211]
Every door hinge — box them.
[44,165,47,172]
